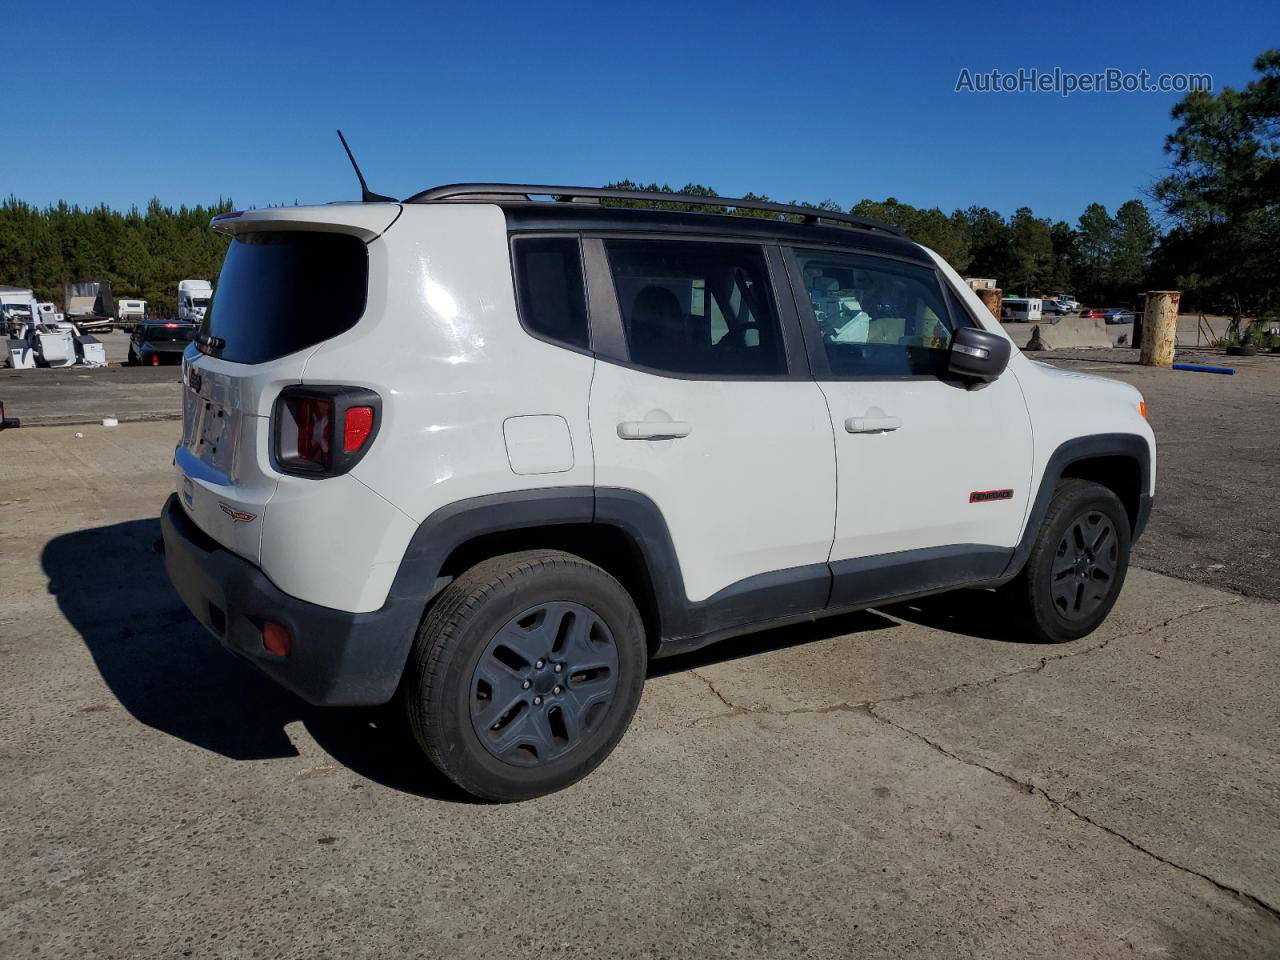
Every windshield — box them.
[192,298,211,308]
[202,231,368,364]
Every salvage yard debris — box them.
[5,320,106,369]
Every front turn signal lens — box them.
[1139,401,1148,419]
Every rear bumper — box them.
[160,493,420,706]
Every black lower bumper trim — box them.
[1133,493,1154,542]
[160,494,421,706]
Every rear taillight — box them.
[274,386,380,477]
[289,394,334,467]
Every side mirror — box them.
[948,326,1011,382]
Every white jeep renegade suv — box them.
[161,184,1155,801]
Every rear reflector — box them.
[151,354,159,366]
[262,622,292,657]
[343,406,375,453]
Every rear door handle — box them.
[617,420,692,440]
[845,416,902,434]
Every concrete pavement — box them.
[2,422,1279,958]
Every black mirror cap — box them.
[948,326,1011,382]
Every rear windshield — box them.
[202,231,368,364]
[143,324,197,341]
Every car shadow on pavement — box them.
[881,588,1035,644]
[41,518,474,803]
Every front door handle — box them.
[845,416,901,434]
[617,420,692,440]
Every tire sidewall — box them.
[421,561,646,800]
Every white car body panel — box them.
[305,204,597,528]
[819,372,1033,558]
[589,370,837,602]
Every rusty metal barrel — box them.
[1140,291,1180,367]
[975,287,1002,324]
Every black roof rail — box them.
[402,183,909,239]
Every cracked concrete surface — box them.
[4,422,1280,959]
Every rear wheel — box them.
[1005,478,1132,643]
[403,550,646,801]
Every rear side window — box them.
[605,240,786,377]
[203,231,367,364]
[512,237,590,351]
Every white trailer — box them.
[177,280,212,323]
[117,299,148,327]
[1001,297,1044,322]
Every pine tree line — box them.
[606,181,1159,305]
[0,197,234,317]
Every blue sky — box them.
[5,0,1276,224]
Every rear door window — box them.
[202,231,368,364]
[604,240,787,377]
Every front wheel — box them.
[1005,478,1132,643]
[403,550,647,801]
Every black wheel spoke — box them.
[474,660,526,710]
[1094,546,1118,577]
[486,703,539,755]
[1091,523,1112,552]
[474,688,527,738]
[470,600,618,767]
[1051,508,1123,623]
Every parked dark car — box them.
[1079,308,1107,319]
[128,321,198,365]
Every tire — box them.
[126,349,136,366]
[403,550,647,801]
[1005,478,1132,643]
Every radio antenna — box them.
[337,129,396,203]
